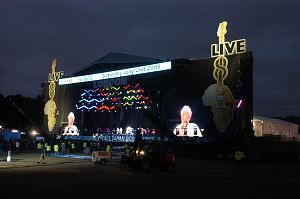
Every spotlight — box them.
[31,130,38,136]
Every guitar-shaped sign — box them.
[202,21,236,132]
[44,59,63,132]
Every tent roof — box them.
[253,116,298,128]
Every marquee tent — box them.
[253,116,299,138]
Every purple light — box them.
[237,100,243,108]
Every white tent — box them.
[253,116,299,139]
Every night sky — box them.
[0,0,299,117]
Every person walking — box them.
[37,142,46,164]
[15,141,20,154]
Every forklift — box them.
[128,128,176,172]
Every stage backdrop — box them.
[43,52,253,139]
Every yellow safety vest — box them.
[106,145,111,152]
[54,145,59,152]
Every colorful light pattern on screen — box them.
[76,83,152,111]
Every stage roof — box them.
[72,52,166,76]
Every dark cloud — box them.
[0,0,299,117]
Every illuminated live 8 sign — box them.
[59,61,172,85]
[210,21,246,57]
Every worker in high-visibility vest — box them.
[126,147,132,157]
[46,144,51,156]
[83,142,87,149]
[124,144,131,157]
[235,151,245,166]
[106,144,112,158]
[37,142,42,153]
[54,144,59,157]
[71,143,75,152]
[106,144,111,152]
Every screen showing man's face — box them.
[68,117,74,126]
[181,110,191,124]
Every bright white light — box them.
[59,61,172,85]
[31,130,38,136]
[139,150,145,155]
[126,126,133,134]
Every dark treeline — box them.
[0,93,43,132]
[278,116,300,125]
[273,116,300,125]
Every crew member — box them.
[37,142,42,153]
[234,150,245,166]
[46,144,51,156]
[54,144,59,157]
[37,142,46,164]
[71,142,75,152]
[106,144,112,159]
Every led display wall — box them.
[77,83,152,112]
